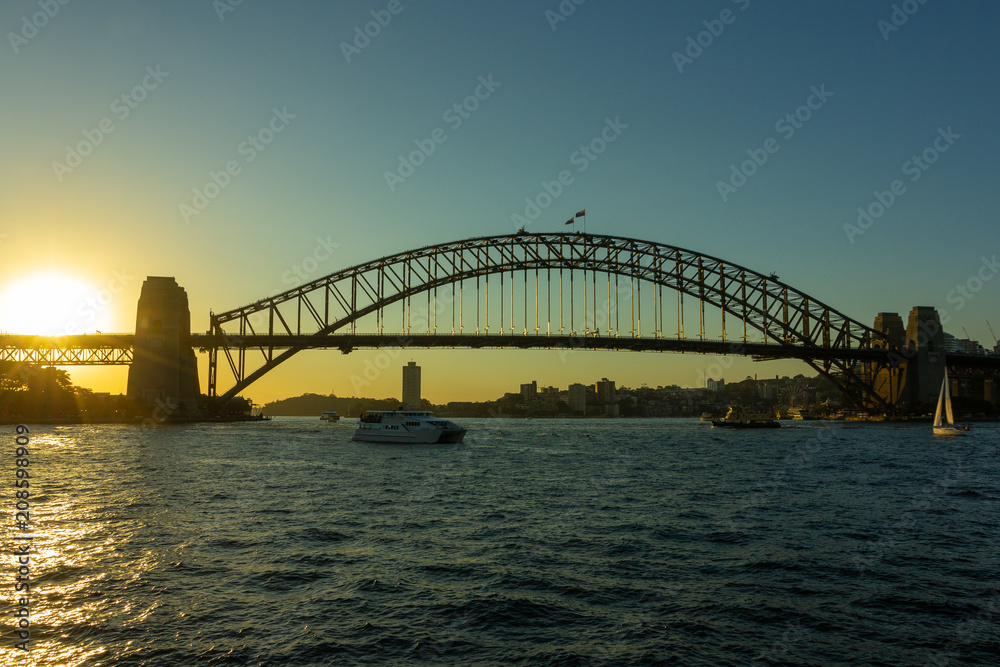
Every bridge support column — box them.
[871,312,906,410]
[986,378,998,409]
[902,306,946,410]
[126,277,201,418]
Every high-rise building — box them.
[595,378,616,404]
[706,378,725,392]
[520,380,538,402]
[402,361,421,408]
[954,338,984,355]
[568,383,587,414]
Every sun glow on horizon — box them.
[0,273,114,336]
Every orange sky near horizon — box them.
[58,346,813,406]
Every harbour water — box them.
[4,418,999,665]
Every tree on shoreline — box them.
[0,362,126,421]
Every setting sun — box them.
[0,273,114,336]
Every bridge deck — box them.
[2,334,997,369]
[190,333,891,362]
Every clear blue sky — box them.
[2,1,998,402]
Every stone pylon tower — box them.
[871,307,946,411]
[903,306,946,408]
[126,277,201,416]
[871,312,906,407]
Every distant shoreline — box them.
[0,415,269,426]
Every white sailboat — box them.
[933,368,968,436]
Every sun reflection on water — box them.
[1,428,160,667]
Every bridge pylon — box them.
[867,307,947,413]
[126,277,201,417]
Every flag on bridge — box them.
[565,218,574,225]
[575,209,586,218]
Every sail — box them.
[933,379,945,428]
[943,369,954,425]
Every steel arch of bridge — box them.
[206,232,891,406]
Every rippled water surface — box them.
[3,418,999,665]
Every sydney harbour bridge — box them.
[2,232,997,416]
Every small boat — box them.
[320,411,341,422]
[787,406,816,420]
[712,405,780,428]
[933,369,968,436]
[352,410,466,444]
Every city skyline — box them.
[2,1,999,404]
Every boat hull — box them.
[711,420,780,428]
[712,405,779,428]
[352,428,466,444]
[352,410,467,444]
[933,426,967,436]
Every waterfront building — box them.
[595,378,616,404]
[520,381,538,402]
[402,361,421,408]
[568,383,587,415]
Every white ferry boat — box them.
[352,410,466,444]
[320,411,340,422]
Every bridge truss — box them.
[205,232,895,407]
[0,334,134,365]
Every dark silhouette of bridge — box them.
[2,232,998,413]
